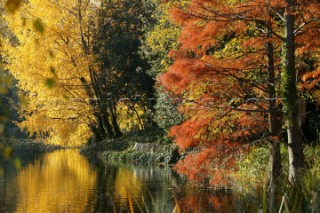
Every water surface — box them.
[0,149,237,212]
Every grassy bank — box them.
[91,128,181,165]
[231,144,320,212]
[0,136,62,154]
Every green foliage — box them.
[153,90,184,130]
[237,146,270,182]
[144,0,180,77]
[237,144,289,182]
[143,0,184,137]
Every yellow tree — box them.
[3,0,98,145]
[3,0,156,146]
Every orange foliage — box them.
[160,0,320,185]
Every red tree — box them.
[160,0,320,184]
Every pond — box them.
[0,149,239,213]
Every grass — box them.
[232,143,320,212]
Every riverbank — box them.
[83,128,181,165]
[0,136,62,154]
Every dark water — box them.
[0,149,237,213]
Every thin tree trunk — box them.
[269,138,281,186]
[266,22,282,186]
[284,0,304,183]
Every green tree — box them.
[144,0,184,130]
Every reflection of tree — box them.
[114,166,143,211]
[175,191,235,213]
[14,150,97,213]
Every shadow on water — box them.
[0,149,247,213]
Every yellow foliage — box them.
[3,0,95,145]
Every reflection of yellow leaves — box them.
[3,147,13,160]
[15,150,97,213]
[14,158,21,170]
[0,168,3,176]
[5,0,22,13]
[114,167,142,206]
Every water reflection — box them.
[0,149,243,212]
[15,150,97,213]
[175,190,235,212]
[98,162,176,212]
[114,167,142,208]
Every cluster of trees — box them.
[1,0,156,145]
[157,0,320,184]
[2,0,320,185]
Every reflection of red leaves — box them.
[176,191,234,212]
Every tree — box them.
[2,0,156,145]
[4,1,153,145]
[3,0,97,145]
[161,0,320,184]
[91,0,156,138]
[281,0,320,182]
[144,0,184,130]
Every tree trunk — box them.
[284,0,304,183]
[269,138,281,185]
[100,111,115,139]
[108,101,122,138]
[267,26,282,185]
